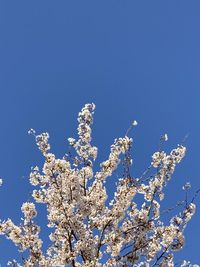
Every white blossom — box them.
[0,103,198,266]
[132,120,138,126]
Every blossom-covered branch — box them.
[0,103,199,267]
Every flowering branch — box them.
[0,103,199,267]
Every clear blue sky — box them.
[0,1,199,265]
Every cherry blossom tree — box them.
[0,103,199,267]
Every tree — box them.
[0,103,199,267]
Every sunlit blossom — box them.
[0,104,198,267]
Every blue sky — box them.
[0,1,200,265]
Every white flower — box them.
[132,120,138,126]
[68,137,76,146]
[182,182,191,190]
[21,202,37,219]
[28,128,36,135]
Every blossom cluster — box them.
[0,103,198,267]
